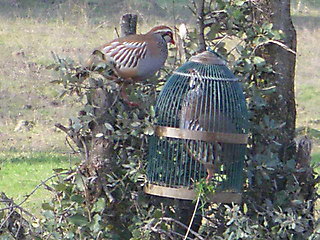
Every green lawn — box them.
[0,151,79,215]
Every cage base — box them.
[144,183,242,203]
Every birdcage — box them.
[145,50,248,203]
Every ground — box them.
[0,0,319,214]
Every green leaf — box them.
[43,210,55,219]
[42,203,54,211]
[66,232,75,239]
[75,174,86,191]
[92,198,106,213]
[243,203,248,214]
[50,79,62,84]
[70,194,84,204]
[153,209,162,219]
[95,133,104,138]
[131,122,141,127]
[253,56,266,67]
[90,214,102,233]
[235,0,245,6]
[150,106,155,118]
[262,23,273,31]
[206,25,220,40]
[54,183,67,191]
[68,214,88,226]
[243,58,253,72]
[104,122,114,131]
[71,117,82,132]
[0,209,4,219]
[143,126,154,135]
[53,168,66,173]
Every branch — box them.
[196,0,206,52]
[55,123,86,152]
[0,193,39,239]
[160,217,205,240]
[214,34,230,50]
[183,196,200,240]
[0,170,73,239]
[149,226,194,240]
[187,5,196,15]
[253,39,296,55]
[227,39,245,56]
[192,0,197,11]
[0,171,71,214]
[114,27,120,38]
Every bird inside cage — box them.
[179,69,237,183]
[86,25,175,106]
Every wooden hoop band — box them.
[144,183,242,203]
[155,126,248,144]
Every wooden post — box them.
[196,0,206,52]
[120,13,138,37]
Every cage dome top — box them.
[172,50,238,81]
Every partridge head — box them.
[87,25,175,106]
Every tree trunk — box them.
[267,0,297,161]
[81,14,138,236]
[86,14,138,178]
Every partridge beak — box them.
[170,39,175,45]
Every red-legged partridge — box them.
[180,69,236,183]
[88,25,175,106]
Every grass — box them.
[294,18,320,154]
[0,151,79,215]
[313,152,320,164]
[0,0,319,216]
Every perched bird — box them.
[179,69,216,182]
[180,69,236,183]
[87,25,175,106]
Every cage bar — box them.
[145,51,248,203]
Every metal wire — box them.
[147,51,248,197]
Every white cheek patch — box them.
[163,35,172,43]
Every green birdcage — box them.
[145,50,249,203]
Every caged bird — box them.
[179,69,237,183]
[87,25,175,106]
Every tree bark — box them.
[120,14,138,37]
[266,0,297,161]
[196,0,206,52]
[86,14,138,173]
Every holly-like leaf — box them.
[253,56,266,68]
[68,214,88,226]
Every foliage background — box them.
[0,0,320,239]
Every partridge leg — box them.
[108,77,139,107]
[184,141,215,183]
[120,82,139,107]
[205,164,215,183]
